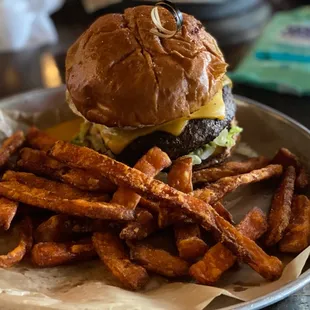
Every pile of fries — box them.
[0,127,309,290]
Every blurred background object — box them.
[0,0,64,52]
[230,6,310,96]
[98,0,273,46]
[50,0,309,70]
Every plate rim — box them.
[0,87,309,310]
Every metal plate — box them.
[0,87,309,310]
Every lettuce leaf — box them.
[185,125,243,165]
[71,122,90,146]
[213,125,243,148]
[71,122,111,154]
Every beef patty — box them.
[117,85,236,166]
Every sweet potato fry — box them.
[92,231,149,290]
[167,157,208,261]
[18,148,116,193]
[296,167,309,191]
[265,166,296,247]
[3,171,109,202]
[279,196,310,253]
[0,197,18,230]
[272,148,299,167]
[158,208,193,228]
[158,157,194,228]
[50,141,283,281]
[193,156,270,184]
[272,147,309,191]
[174,223,208,261]
[160,161,273,226]
[120,209,158,240]
[0,181,134,221]
[35,214,105,242]
[0,216,33,268]
[193,164,283,205]
[112,147,171,209]
[168,157,193,193]
[0,131,25,169]
[26,127,57,152]
[144,199,233,224]
[158,200,233,228]
[236,208,268,241]
[129,242,189,277]
[32,241,96,267]
[139,198,160,214]
[212,201,234,224]
[116,148,170,240]
[189,207,267,284]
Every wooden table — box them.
[0,6,309,310]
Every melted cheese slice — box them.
[47,76,232,151]
[45,118,83,141]
[97,86,227,154]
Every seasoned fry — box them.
[32,241,96,267]
[0,131,25,169]
[158,200,233,228]
[193,156,270,184]
[50,141,284,280]
[161,164,277,227]
[158,208,192,228]
[272,148,299,167]
[0,181,134,221]
[112,147,171,210]
[26,127,57,151]
[116,147,170,240]
[0,216,33,268]
[0,197,18,230]
[193,165,283,205]
[265,166,296,247]
[236,208,268,241]
[35,214,104,242]
[272,147,309,191]
[129,242,190,277]
[279,196,310,253]
[120,209,158,240]
[139,198,160,214]
[18,147,65,173]
[92,231,149,290]
[190,207,267,284]
[296,167,309,191]
[168,157,193,193]
[174,223,208,261]
[145,199,233,225]
[168,157,208,261]
[158,157,194,228]
[212,201,234,224]
[3,171,109,202]
[18,148,116,193]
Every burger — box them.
[66,5,242,168]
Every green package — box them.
[230,6,310,95]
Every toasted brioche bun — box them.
[66,6,227,128]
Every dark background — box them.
[0,1,309,308]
